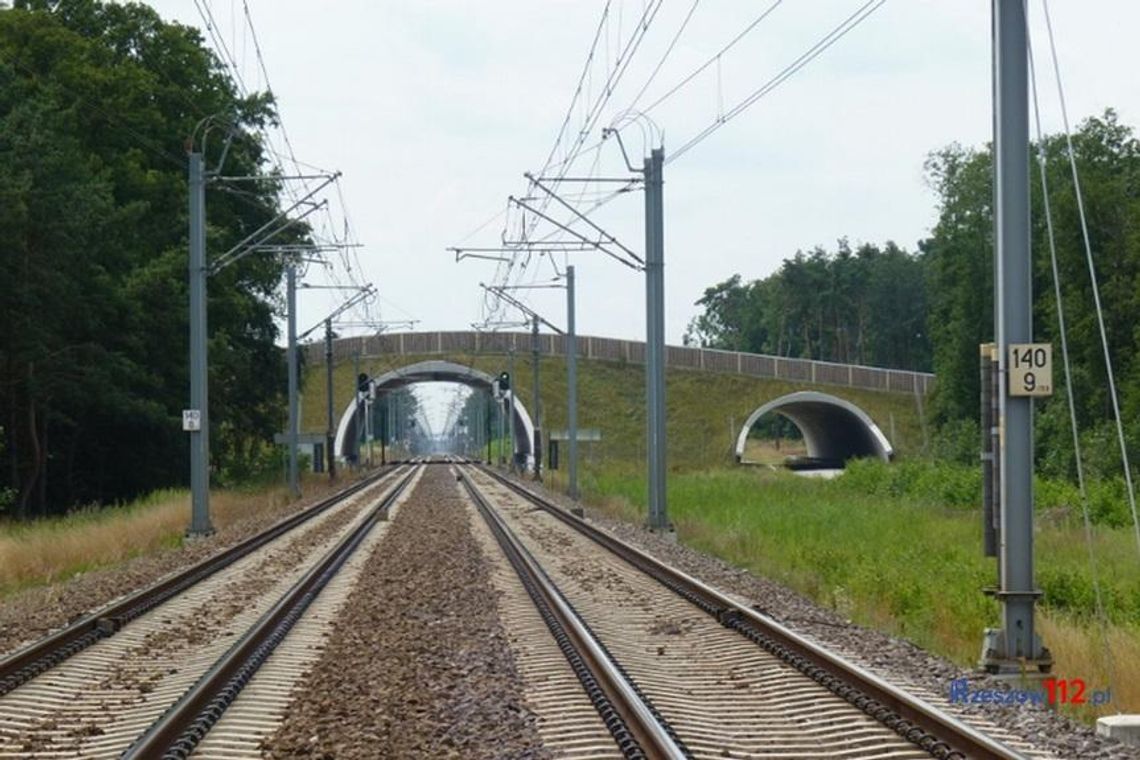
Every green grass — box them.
[580,461,1140,717]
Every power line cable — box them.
[524,0,663,240]
[1040,0,1140,557]
[626,0,703,113]
[535,1,615,181]
[641,0,782,115]
[668,0,885,165]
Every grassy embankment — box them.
[573,460,1139,720]
[0,473,338,598]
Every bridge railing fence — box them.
[306,331,935,396]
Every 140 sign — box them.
[1008,343,1053,397]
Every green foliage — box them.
[841,458,981,508]
[0,1,296,517]
[839,456,1134,529]
[927,417,981,465]
[684,241,931,371]
[924,112,1140,486]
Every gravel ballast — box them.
[508,472,1138,760]
[262,466,546,759]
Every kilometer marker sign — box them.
[1008,343,1053,397]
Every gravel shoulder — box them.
[262,466,546,759]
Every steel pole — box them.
[644,148,668,530]
[509,348,517,471]
[353,352,361,466]
[187,152,213,536]
[987,0,1045,669]
[498,388,505,465]
[286,263,300,498]
[532,315,542,479]
[364,387,372,467]
[324,319,336,480]
[567,265,579,502]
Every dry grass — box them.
[1038,612,1140,720]
[0,474,334,596]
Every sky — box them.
[138,1,1140,430]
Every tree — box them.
[922,110,1140,476]
[684,243,931,371]
[0,1,297,516]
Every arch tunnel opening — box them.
[334,360,536,466]
[735,391,893,472]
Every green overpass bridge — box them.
[300,331,933,470]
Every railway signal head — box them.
[499,371,510,392]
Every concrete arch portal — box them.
[334,360,535,466]
[735,391,893,467]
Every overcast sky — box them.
[141,1,1139,350]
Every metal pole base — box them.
[979,627,1053,675]
[184,525,215,540]
[645,521,677,542]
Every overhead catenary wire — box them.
[668,0,886,165]
[534,1,616,183]
[1039,0,1140,557]
[522,0,664,243]
[474,1,880,333]
[497,0,860,305]
[626,0,703,114]
[640,0,784,115]
[199,0,395,332]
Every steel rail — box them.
[0,465,402,696]
[479,466,1027,760]
[122,465,419,759]
[457,469,689,760]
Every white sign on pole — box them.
[182,409,202,432]
[1008,343,1053,397]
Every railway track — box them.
[0,458,1048,758]
[457,464,1035,760]
[0,464,419,759]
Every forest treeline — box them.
[687,110,1140,482]
[1,1,297,518]
[683,241,930,372]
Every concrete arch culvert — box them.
[735,391,893,467]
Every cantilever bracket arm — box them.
[449,248,514,263]
[479,282,564,335]
[508,195,642,271]
[209,201,327,275]
[210,171,341,274]
[523,173,644,268]
[298,284,376,342]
